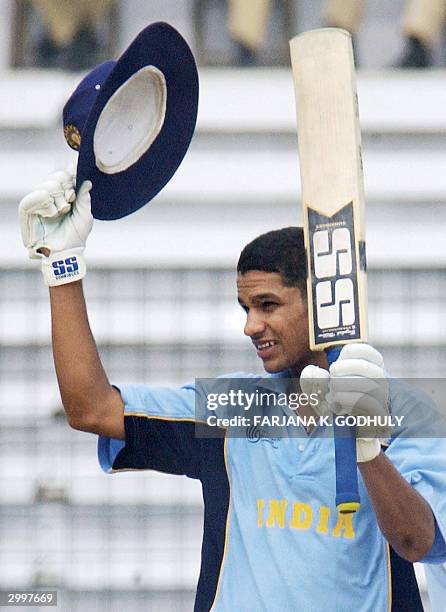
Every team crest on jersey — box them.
[246,425,279,448]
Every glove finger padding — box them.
[299,365,331,417]
[19,186,70,257]
[337,343,384,367]
[326,343,390,438]
[330,358,386,379]
[19,190,54,257]
[330,375,389,402]
[19,188,59,218]
[48,169,76,204]
[329,379,390,438]
[331,394,390,437]
[331,387,388,413]
[37,178,72,215]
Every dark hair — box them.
[237,227,307,291]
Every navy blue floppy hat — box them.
[63,22,199,220]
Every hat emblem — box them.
[64,124,81,150]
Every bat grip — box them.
[326,346,360,514]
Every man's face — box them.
[237,270,312,374]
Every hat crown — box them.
[63,60,116,150]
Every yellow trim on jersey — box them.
[125,411,210,425]
[209,434,231,612]
[386,542,392,611]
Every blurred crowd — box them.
[13,0,446,70]
[31,0,115,70]
[229,0,446,67]
[13,0,116,70]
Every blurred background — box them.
[1,0,446,610]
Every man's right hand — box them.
[300,344,389,463]
[19,169,93,286]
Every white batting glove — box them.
[299,365,331,417]
[300,344,390,463]
[19,169,93,286]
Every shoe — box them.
[398,36,431,68]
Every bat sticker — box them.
[306,202,366,346]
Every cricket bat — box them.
[289,28,368,513]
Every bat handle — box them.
[326,346,360,514]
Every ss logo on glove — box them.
[52,256,79,277]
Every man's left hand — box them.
[300,344,390,463]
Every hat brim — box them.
[76,22,199,220]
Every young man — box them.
[19,175,446,611]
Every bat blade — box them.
[290,28,367,352]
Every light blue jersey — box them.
[425,563,446,612]
[98,376,446,612]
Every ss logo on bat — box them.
[313,227,355,329]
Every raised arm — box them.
[19,170,124,439]
[50,282,124,439]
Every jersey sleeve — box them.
[98,383,201,479]
[386,381,446,563]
